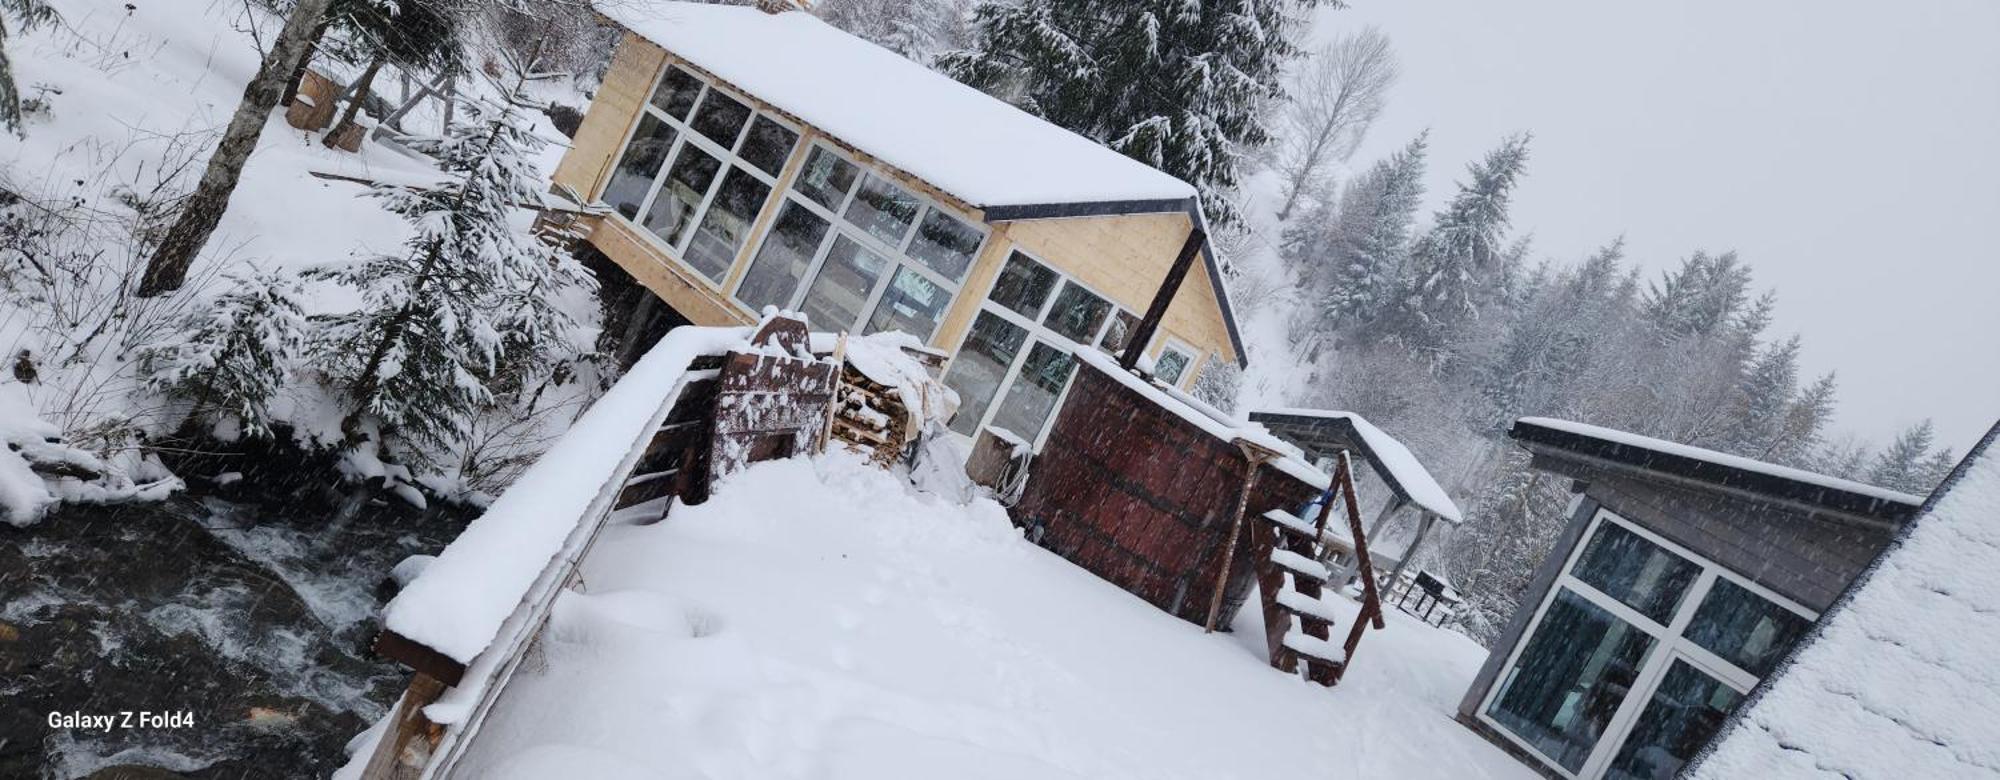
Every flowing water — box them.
[0,490,471,779]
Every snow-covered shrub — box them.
[1191,359,1243,415]
[140,268,309,438]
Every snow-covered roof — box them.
[1250,408,1464,524]
[1688,421,2000,779]
[597,2,1198,209]
[1512,417,1923,517]
[1072,349,1329,491]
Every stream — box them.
[0,488,471,779]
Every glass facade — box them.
[1483,513,1817,779]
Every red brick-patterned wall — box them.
[1012,361,1320,626]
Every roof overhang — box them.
[1510,419,1921,530]
[1248,409,1461,523]
[983,197,1247,369]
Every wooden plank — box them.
[372,630,466,687]
[359,673,447,780]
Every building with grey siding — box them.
[1456,417,1925,780]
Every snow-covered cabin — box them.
[1685,420,2000,779]
[1457,418,1926,780]
[549,2,1244,449]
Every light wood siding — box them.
[586,216,755,326]
[552,33,666,200]
[934,211,1238,388]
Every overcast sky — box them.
[1316,0,1999,454]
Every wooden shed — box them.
[1009,351,1324,627]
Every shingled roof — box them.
[1687,420,2000,779]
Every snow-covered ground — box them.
[450,452,1533,780]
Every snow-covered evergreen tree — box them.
[1867,420,1941,495]
[140,269,309,437]
[1313,132,1426,332]
[815,0,973,60]
[937,0,1332,226]
[1729,334,1801,456]
[1765,371,1836,465]
[1395,134,1530,360]
[307,73,595,465]
[0,0,59,133]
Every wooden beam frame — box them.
[1120,226,1206,371]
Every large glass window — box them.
[1043,283,1110,343]
[1153,343,1196,386]
[601,64,797,286]
[1604,660,1744,780]
[800,236,888,332]
[1488,589,1657,773]
[732,142,987,337]
[988,252,1058,318]
[1683,578,1811,677]
[1571,521,1700,625]
[989,342,1077,441]
[946,313,1028,437]
[1483,513,1817,780]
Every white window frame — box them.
[942,247,1129,450]
[1151,337,1200,388]
[1474,508,1818,780]
[604,62,804,285]
[728,139,990,339]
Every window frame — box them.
[602,61,805,286]
[942,247,1131,450]
[1152,337,1202,388]
[1475,507,1818,780]
[728,139,990,338]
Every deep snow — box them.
[445,452,1535,780]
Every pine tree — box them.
[1395,134,1531,359]
[938,0,1333,226]
[1316,132,1426,331]
[1765,372,1836,465]
[1729,335,1801,456]
[1867,420,1938,495]
[307,69,595,465]
[816,0,972,60]
[0,0,58,134]
[321,0,464,148]
[140,269,309,437]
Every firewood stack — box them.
[830,364,913,467]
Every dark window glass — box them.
[800,235,888,332]
[1604,660,1744,780]
[641,145,721,248]
[1097,310,1140,355]
[865,267,951,341]
[603,115,675,220]
[736,201,828,313]
[689,88,751,148]
[684,166,773,281]
[1488,588,1657,772]
[1683,578,1811,677]
[945,312,1028,437]
[1154,348,1193,385]
[738,115,799,177]
[649,66,703,120]
[1042,283,1111,343]
[843,173,920,246]
[793,146,859,210]
[1571,520,1699,625]
[990,341,1076,443]
[987,252,1057,318]
[907,209,981,282]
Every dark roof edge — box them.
[1508,420,1920,524]
[1682,418,2000,776]
[1248,411,1418,510]
[980,197,1247,369]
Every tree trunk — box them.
[280,16,333,108]
[325,51,386,148]
[137,0,335,298]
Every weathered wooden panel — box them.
[708,344,837,483]
[1012,360,1319,626]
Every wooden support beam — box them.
[359,672,447,780]
[1203,437,1283,632]
[1120,226,1206,371]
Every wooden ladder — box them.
[1251,451,1386,687]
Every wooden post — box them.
[1120,226,1206,371]
[1204,438,1282,632]
[1384,513,1436,596]
[1336,451,1387,632]
[360,673,447,780]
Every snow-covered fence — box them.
[357,315,851,779]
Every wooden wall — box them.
[1011,360,1319,626]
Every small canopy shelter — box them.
[1247,409,1463,588]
